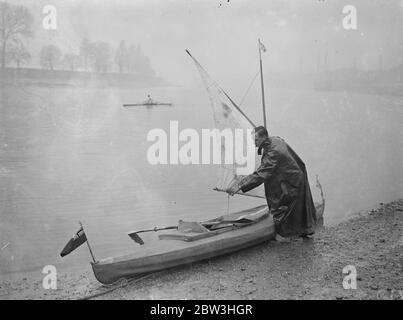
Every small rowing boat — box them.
[123,102,172,107]
[123,94,172,107]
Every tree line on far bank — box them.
[0,2,156,75]
[39,39,155,75]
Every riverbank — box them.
[1,199,402,300]
[0,67,171,88]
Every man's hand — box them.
[226,183,241,196]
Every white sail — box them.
[187,50,265,199]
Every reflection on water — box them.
[0,83,402,275]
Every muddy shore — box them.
[1,199,402,300]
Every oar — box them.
[128,226,177,245]
[127,221,227,245]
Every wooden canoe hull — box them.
[91,202,324,285]
[91,207,274,284]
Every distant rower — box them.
[145,94,155,105]
[123,95,172,107]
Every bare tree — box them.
[115,40,128,73]
[0,2,33,68]
[130,44,155,76]
[128,44,136,73]
[91,41,111,73]
[79,38,93,71]
[39,45,61,70]
[140,55,156,76]
[78,38,113,73]
[63,53,80,71]
[7,42,30,68]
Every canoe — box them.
[91,202,324,285]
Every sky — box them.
[11,0,403,84]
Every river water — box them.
[0,81,402,276]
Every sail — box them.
[187,50,265,199]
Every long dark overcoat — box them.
[240,137,317,237]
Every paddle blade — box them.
[128,232,144,245]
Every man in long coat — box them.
[227,126,317,238]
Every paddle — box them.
[127,221,233,245]
[128,226,178,245]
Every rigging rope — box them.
[227,193,230,215]
[238,69,260,108]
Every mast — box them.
[258,38,267,128]
[186,49,267,200]
[79,221,97,263]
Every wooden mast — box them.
[79,221,97,263]
[258,38,267,128]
